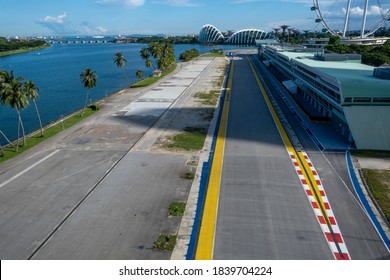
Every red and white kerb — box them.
[288,151,350,260]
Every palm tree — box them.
[140,47,155,69]
[24,80,44,137]
[136,69,144,80]
[0,129,11,157]
[145,57,154,69]
[140,47,149,60]
[0,70,29,151]
[158,43,176,70]
[148,42,163,61]
[80,68,97,117]
[113,52,129,84]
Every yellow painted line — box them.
[195,61,234,260]
[297,151,329,220]
[246,56,329,222]
[247,56,294,154]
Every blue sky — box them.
[0,0,389,37]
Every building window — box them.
[372,97,390,103]
[353,97,372,103]
[344,97,352,103]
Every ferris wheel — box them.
[312,0,390,38]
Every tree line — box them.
[0,37,48,53]
[129,35,198,45]
[326,37,390,67]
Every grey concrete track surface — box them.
[250,55,389,259]
[213,56,333,260]
[0,58,216,259]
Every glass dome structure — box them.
[199,24,268,45]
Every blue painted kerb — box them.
[346,150,390,251]
[185,60,232,260]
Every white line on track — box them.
[0,150,60,189]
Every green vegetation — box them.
[0,37,49,56]
[1,63,99,159]
[201,109,215,122]
[195,90,220,106]
[89,104,100,111]
[362,169,390,223]
[181,171,195,180]
[166,127,207,151]
[139,42,176,71]
[80,68,98,116]
[153,234,177,251]
[0,70,30,150]
[351,150,390,158]
[179,48,200,62]
[133,35,198,45]
[113,52,129,85]
[0,108,96,164]
[194,90,220,106]
[326,38,390,66]
[168,202,186,216]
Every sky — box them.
[0,0,389,37]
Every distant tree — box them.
[80,68,97,116]
[328,36,341,45]
[113,52,129,84]
[362,52,390,67]
[179,49,199,62]
[140,42,176,71]
[159,43,176,70]
[136,69,144,80]
[325,43,351,54]
[24,80,44,137]
[140,47,155,69]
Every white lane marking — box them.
[0,150,60,189]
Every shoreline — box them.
[0,60,186,162]
[0,44,50,57]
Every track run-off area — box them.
[194,54,389,260]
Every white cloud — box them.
[36,12,77,34]
[96,0,145,7]
[40,12,68,24]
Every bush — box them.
[179,48,200,62]
[154,234,177,251]
[168,202,186,216]
[89,104,100,111]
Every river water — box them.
[0,43,242,145]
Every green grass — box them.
[194,90,220,106]
[0,108,96,164]
[166,127,207,151]
[131,65,177,88]
[351,150,390,158]
[153,234,177,251]
[362,169,390,223]
[201,53,225,58]
[181,171,195,180]
[168,202,186,216]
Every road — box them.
[0,57,223,259]
[251,56,389,259]
[200,54,389,260]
